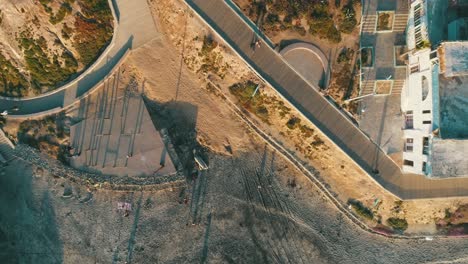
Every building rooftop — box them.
[431,138,468,178]
[439,42,468,77]
[438,70,468,139]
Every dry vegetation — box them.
[240,0,359,43]
[3,113,71,163]
[0,0,113,96]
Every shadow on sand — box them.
[0,161,63,263]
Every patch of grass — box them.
[360,47,373,67]
[19,32,78,92]
[386,217,408,232]
[78,0,112,21]
[299,125,314,138]
[348,198,374,220]
[229,81,269,123]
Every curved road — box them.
[185,0,468,199]
[1,0,160,117]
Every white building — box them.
[401,0,435,175]
[401,0,468,177]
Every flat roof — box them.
[438,74,468,138]
[431,138,468,178]
[440,42,468,77]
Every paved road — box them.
[185,0,468,199]
[0,0,159,117]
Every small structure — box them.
[280,42,329,89]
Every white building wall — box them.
[402,49,434,175]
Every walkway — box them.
[0,0,160,118]
[185,0,468,199]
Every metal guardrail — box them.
[223,0,275,49]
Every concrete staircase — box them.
[0,129,15,162]
[392,79,405,95]
[393,14,408,33]
[360,80,375,95]
[361,15,377,34]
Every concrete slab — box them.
[70,78,176,177]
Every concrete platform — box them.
[280,43,329,89]
[70,74,176,177]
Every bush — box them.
[311,135,325,147]
[0,52,29,97]
[49,2,72,24]
[73,14,113,66]
[229,81,269,122]
[201,36,218,55]
[377,12,391,31]
[348,199,374,220]
[387,217,408,231]
[293,25,307,36]
[308,3,341,43]
[286,116,301,129]
[337,48,354,64]
[339,3,357,33]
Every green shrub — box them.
[19,33,78,92]
[293,25,307,36]
[50,2,72,24]
[339,3,357,33]
[386,217,408,231]
[377,12,391,31]
[201,36,218,55]
[286,116,301,129]
[308,3,341,43]
[73,14,113,66]
[311,135,325,147]
[348,199,374,220]
[0,53,29,97]
[229,81,269,122]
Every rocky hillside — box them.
[0,0,113,97]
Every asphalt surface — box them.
[185,0,468,199]
[0,0,159,117]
